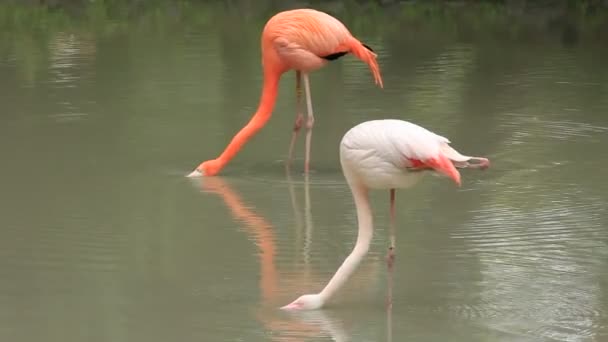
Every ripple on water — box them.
[0,214,124,289]
[403,300,501,322]
[47,32,95,88]
[44,32,97,123]
[233,161,348,189]
[449,181,607,340]
[499,113,608,144]
[267,310,347,341]
[480,292,604,342]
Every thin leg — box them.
[287,71,304,168]
[386,256,394,341]
[303,172,313,266]
[302,73,315,174]
[285,160,303,251]
[387,189,396,270]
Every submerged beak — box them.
[186,169,203,177]
[280,301,303,311]
[425,154,461,186]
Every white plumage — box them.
[340,119,478,189]
[282,119,489,310]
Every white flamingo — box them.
[281,119,490,310]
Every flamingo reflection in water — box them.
[191,174,392,341]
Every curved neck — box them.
[215,69,281,168]
[318,181,373,303]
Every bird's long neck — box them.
[215,69,281,169]
[318,181,373,303]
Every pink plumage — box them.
[189,9,382,177]
[282,119,490,310]
[263,9,382,83]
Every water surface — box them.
[1,2,607,341]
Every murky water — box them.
[1,2,607,341]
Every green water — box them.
[0,2,607,341]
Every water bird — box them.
[281,119,490,310]
[188,8,383,177]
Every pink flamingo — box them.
[281,119,490,310]
[188,9,383,177]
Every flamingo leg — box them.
[386,253,394,338]
[303,73,315,174]
[387,189,396,270]
[287,71,304,167]
[303,172,313,265]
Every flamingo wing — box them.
[263,9,382,86]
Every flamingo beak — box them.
[280,301,303,310]
[187,169,203,177]
[425,154,461,186]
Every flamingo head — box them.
[280,294,324,311]
[187,159,222,177]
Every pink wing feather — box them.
[263,9,383,87]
